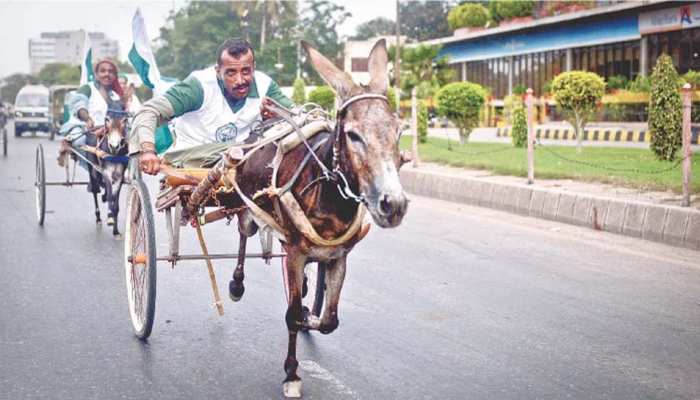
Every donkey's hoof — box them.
[95,219,102,225]
[113,233,123,240]
[283,380,302,398]
[106,216,115,226]
[229,280,245,302]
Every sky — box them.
[0,0,399,80]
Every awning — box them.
[438,14,640,63]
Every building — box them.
[344,35,406,84]
[29,31,119,75]
[427,1,700,100]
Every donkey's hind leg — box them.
[229,211,258,302]
[229,234,247,302]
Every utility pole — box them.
[394,0,401,112]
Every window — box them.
[351,58,368,72]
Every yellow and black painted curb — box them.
[496,126,700,145]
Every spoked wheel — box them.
[300,262,326,331]
[35,144,46,225]
[123,178,157,340]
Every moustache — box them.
[232,84,249,91]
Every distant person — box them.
[129,37,293,175]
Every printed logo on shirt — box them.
[215,123,238,142]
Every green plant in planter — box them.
[448,3,490,30]
[649,54,682,162]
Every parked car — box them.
[14,85,51,137]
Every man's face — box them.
[216,49,255,100]
[96,62,117,88]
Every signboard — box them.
[639,3,700,34]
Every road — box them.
[1,123,699,400]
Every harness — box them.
[187,93,389,247]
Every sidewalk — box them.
[399,162,700,251]
[424,124,700,150]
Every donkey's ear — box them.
[368,39,389,94]
[302,41,355,99]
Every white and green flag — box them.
[129,8,171,95]
[79,30,93,85]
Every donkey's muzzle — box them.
[376,192,408,227]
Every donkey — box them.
[86,109,129,237]
[230,39,408,397]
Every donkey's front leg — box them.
[282,247,307,398]
[318,256,347,335]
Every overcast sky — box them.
[0,0,398,80]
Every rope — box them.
[535,139,691,175]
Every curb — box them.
[496,126,700,144]
[400,168,700,251]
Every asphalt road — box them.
[1,123,699,400]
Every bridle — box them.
[330,94,389,204]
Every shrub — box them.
[435,81,487,147]
[648,54,682,161]
[681,70,700,88]
[503,93,523,123]
[307,85,335,112]
[606,75,628,91]
[292,77,306,104]
[448,3,490,30]
[551,70,605,152]
[387,86,397,111]
[627,75,651,92]
[511,104,528,148]
[418,100,428,143]
[492,0,534,20]
[542,80,553,96]
[512,84,527,95]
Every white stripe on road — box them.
[299,360,358,399]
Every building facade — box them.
[29,31,119,75]
[344,35,406,85]
[430,1,700,100]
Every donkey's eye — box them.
[346,130,367,147]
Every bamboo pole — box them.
[526,88,535,185]
[194,222,224,316]
[411,87,419,168]
[681,83,692,207]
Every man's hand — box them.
[139,151,160,175]
[139,142,160,175]
[260,98,276,120]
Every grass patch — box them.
[401,136,700,192]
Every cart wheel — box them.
[123,178,157,340]
[2,128,7,156]
[35,144,46,225]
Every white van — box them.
[14,85,51,137]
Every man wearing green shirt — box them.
[131,38,293,174]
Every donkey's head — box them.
[303,39,407,228]
[104,109,128,155]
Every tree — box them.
[399,1,451,42]
[551,71,605,153]
[447,3,490,30]
[435,81,487,148]
[0,73,38,103]
[648,54,682,161]
[299,0,351,85]
[511,104,527,147]
[389,44,455,100]
[308,85,335,111]
[37,63,80,86]
[351,17,395,40]
[292,77,306,104]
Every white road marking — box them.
[299,359,359,398]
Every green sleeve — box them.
[76,84,91,97]
[163,76,205,117]
[265,80,294,108]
